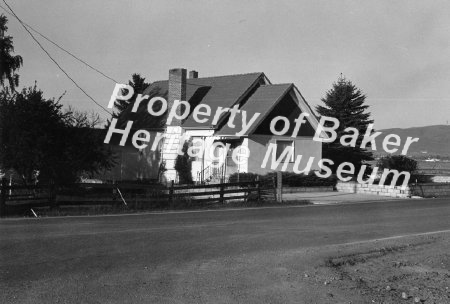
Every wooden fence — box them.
[417,168,450,176]
[0,177,278,217]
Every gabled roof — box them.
[140,72,265,129]
[118,71,327,139]
[215,83,293,136]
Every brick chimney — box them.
[163,68,187,183]
[189,70,198,79]
[168,68,187,126]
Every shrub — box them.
[377,155,418,173]
[175,140,194,184]
[228,171,337,187]
[228,172,260,183]
[274,171,337,187]
[376,155,418,185]
[409,174,433,184]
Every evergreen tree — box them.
[0,14,23,91]
[316,76,374,173]
[113,73,149,118]
[107,72,167,130]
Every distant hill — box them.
[374,125,450,157]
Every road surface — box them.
[1,199,449,303]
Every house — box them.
[105,68,325,183]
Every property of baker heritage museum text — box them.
[104,79,420,190]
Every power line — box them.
[1,0,113,115]
[0,3,239,106]
[0,4,204,89]
[0,3,119,84]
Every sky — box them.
[1,0,450,129]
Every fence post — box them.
[273,175,277,202]
[0,178,7,217]
[277,172,282,203]
[256,176,261,202]
[220,183,225,204]
[169,180,174,205]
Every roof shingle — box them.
[215,84,293,136]
[139,72,264,128]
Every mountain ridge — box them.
[375,125,450,156]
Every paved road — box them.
[1,199,449,303]
[282,191,403,204]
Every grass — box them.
[6,199,312,218]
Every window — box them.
[276,140,294,162]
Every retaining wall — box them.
[337,181,450,198]
[336,181,410,198]
[432,176,450,183]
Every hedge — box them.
[228,171,337,187]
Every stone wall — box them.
[337,181,450,198]
[431,175,450,183]
[336,181,411,198]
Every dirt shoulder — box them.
[307,233,450,303]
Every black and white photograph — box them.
[1,1,450,303]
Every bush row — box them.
[228,171,338,187]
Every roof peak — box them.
[191,71,263,80]
[260,83,293,87]
[151,72,264,83]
